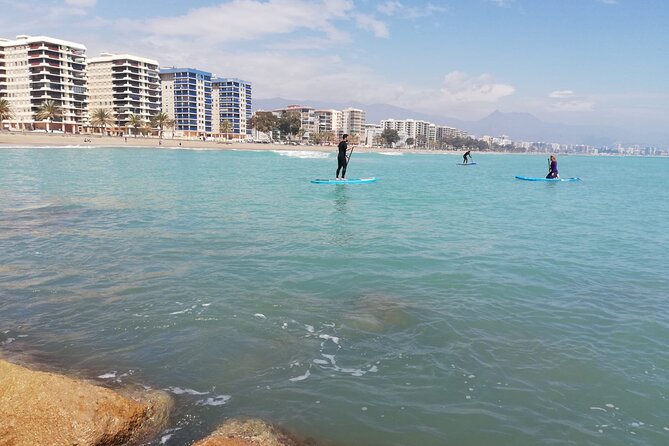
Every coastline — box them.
[0,131,526,155]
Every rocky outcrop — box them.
[0,359,173,446]
[193,419,320,446]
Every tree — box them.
[277,111,301,140]
[248,111,278,141]
[0,99,13,131]
[126,114,143,137]
[380,128,400,147]
[90,108,115,135]
[416,135,427,148]
[220,119,233,140]
[151,112,172,138]
[36,100,62,133]
[405,137,415,147]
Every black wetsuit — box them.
[336,140,348,178]
[463,151,471,164]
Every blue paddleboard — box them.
[457,162,477,165]
[311,178,377,184]
[515,176,580,182]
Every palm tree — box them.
[126,114,143,138]
[220,119,232,140]
[151,112,172,139]
[0,99,13,131]
[36,100,62,133]
[89,108,115,135]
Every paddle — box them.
[347,146,354,162]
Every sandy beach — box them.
[0,131,502,155]
[0,131,389,153]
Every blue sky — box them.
[1,0,667,136]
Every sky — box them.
[1,0,668,137]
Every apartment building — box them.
[0,34,87,132]
[211,77,252,139]
[342,108,366,136]
[314,109,343,135]
[273,105,316,140]
[88,53,160,134]
[160,67,212,137]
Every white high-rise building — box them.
[211,77,252,139]
[88,53,160,134]
[0,34,87,132]
[342,107,365,136]
[273,105,316,140]
[314,109,343,134]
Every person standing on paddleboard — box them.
[336,134,352,179]
[546,155,559,179]
[463,150,472,164]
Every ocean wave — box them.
[273,150,330,159]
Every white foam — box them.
[605,403,615,409]
[167,386,209,396]
[196,395,231,406]
[273,150,330,159]
[305,324,315,333]
[253,313,267,319]
[319,334,340,344]
[590,407,607,412]
[1,337,15,345]
[313,359,329,365]
[201,303,211,307]
[97,371,117,379]
[169,309,189,315]
[379,152,403,156]
[289,369,311,382]
[160,434,173,444]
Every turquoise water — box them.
[1,147,668,445]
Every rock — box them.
[0,359,173,446]
[193,418,320,446]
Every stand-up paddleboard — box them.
[515,176,580,182]
[311,178,377,184]
[457,162,477,166]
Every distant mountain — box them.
[254,98,668,148]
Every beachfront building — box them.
[314,109,343,135]
[273,105,316,140]
[211,77,252,139]
[435,125,467,141]
[363,123,383,147]
[342,108,366,137]
[381,118,431,147]
[160,67,212,138]
[0,34,87,132]
[88,53,160,134]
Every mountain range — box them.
[254,98,668,149]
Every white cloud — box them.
[439,71,515,103]
[549,90,575,99]
[123,0,374,44]
[488,0,514,7]
[378,1,403,15]
[599,0,617,4]
[65,0,96,7]
[377,1,448,18]
[354,13,390,38]
[547,90,594,112]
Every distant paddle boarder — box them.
[336,134,353,179]
[546,155,559,179]
[463,150,472,164]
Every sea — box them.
[1,147,668,446]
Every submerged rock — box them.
[0,359,173,446]
[193,418,321,446]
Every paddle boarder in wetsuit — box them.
[463,150,472,164]
[546,155,559,178]
[336,134,350,179]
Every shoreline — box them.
[0,131,587,156]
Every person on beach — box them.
[463,150,472,164]
[546,155,559,178]
[336,134,352,179]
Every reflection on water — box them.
[330,185,353,246]
[333,184,348,214]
